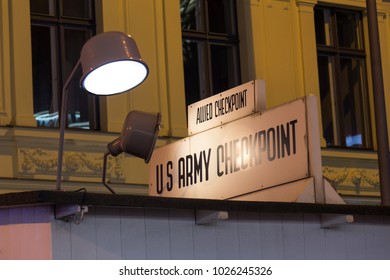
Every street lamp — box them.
[56,31,150,191]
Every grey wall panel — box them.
[51,207,390,260]
[302,214,326,259]
[281,213,305,259]
[168,209,195,259]
[120,208,147,259]
[364,216,390,259]
[323,225,347,259]
[0,208,10,225]
[9,207,22,224]
[259,213,284,259]
[34,205,52,223]
[51,215,72,260]
[144,208,171,259]
[237,212,262,259]
[95,207,122,259]
[216,212,240,260]
[344,215,367,259]
[69,207,97,259]
[193,220,217,259]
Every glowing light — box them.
[82,60,148,95]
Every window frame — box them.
[181,0,241,106]
[30,0,99,130]
[315,5,372,149]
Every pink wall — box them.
[0,205,52,260]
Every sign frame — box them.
[187,80,266,135]
[149,97,310,200]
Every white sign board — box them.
[149,97,309,200]
[187,80,266,135]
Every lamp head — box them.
[107,110,161,163]
[80,31,148,96]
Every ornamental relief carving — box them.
[323,166,380,194]
[18,148,124,179]
[17,148,379,195]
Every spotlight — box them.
[102,111,161,194]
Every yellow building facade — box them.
[0,0,389,203]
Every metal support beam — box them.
[195,210,228,225]
[55,204,88,224]
[321,214,354,229]
[366,0,390,206]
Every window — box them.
[180,0,241,107]
[314,6,372,148]
[30,0,99,129]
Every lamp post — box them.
[56,32,149,191]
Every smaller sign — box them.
[187,80,265,135]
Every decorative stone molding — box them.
[323,166,380,195]
[19,149,57,172]
[18,148,124,180]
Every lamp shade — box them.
[80,31,148,95]
[107,110,161,163]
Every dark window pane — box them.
[31,25,60,127]
[314,7,333,46]
[183,40,203,105]
[210,44,238,94]
[317,55,335,146]
[180,0,205,32]
[63,28,94,128]
[30,0,56,16]
[314,7,326,45]
[207,0,236,34]
[336,11,362,49]
[63,28,92,75]
[62,0,92,19]
[339,57,367,147]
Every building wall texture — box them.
[51,206,390,260]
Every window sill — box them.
[321,147,377,161]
